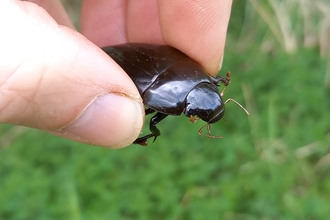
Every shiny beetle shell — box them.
[102,43,243,145]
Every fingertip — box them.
[158,0,232,75]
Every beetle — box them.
[102,43,249,146]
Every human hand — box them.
[81,0,232,75]
[0,0,232,148]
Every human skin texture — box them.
[0,0,232,148]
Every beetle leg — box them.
[133,112,168,145]
[149,112,168,142]
[211,71,231,87]
[211,76,227,86]
[145,108,155,115]
[198,123,223,139]
[189,115,200,123]
[220,86,227,97]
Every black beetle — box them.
[102,43,248,145]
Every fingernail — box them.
[61,94,144,148]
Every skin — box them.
[0,0,232,148]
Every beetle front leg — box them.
[211,71,231,87]
[133,112,168,146]
[145,108,155,115]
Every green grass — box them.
[1,1,330,219]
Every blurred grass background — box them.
[1,0,330,219]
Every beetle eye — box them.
[184,83,225,123]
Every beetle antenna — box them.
[224,98,249,115]
[198,123,223,139]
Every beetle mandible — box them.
[102,43,249,146]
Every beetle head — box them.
[184,83,225,123]
[184,82,250,139]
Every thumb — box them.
[0,1,144,148]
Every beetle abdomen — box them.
[103,43,215,115]
[103,44,187,94]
